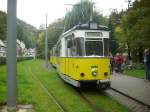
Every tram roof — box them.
[75,24,109,31]
[54,22,110,46]
[62,23,109,36]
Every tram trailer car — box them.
[50,22,110,89]
[50,46,57,67]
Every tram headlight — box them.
[92,71,97,76]
[91,68,98,76]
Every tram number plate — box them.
[91,66,98,68]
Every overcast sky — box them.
[0,0,129,28]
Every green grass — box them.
[83,91,131,112]
[0,65,6,103]
[0,60,131,112]
[124,69,145,79]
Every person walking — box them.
[114,53,124,73]
[109,52,114,74]
[144,49,150,81]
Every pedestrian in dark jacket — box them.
[144,49,150,81]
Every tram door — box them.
[65,38,72,76]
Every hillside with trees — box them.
[0,11,37,48]
[2,0,149,63]
[0,11,6,41]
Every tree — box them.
[0,11,6,40]
[36,30,45,58]
[64,0,108,31]
[115,0,150,62]
[108,10,121,55]
[47,18,64,49]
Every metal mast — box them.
[7,0,17,107]
[45,13,48,68]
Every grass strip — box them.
[0,60,132,112]
[83,91,132,112]
[124,69,145,79]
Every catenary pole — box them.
[7,0,17,107]
[45,13,48,68]
[128,0,131,8]
[127,0,132,61]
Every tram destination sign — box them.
[85,32,103,37]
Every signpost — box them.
[7,0,17,108]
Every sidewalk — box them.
[1,105,35,112]
[111,73,150,106]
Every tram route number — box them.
[91,66,98,68]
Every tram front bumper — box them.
[97,79,111,89]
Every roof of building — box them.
[0,40,6,47]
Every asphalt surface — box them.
[106,89,150,112]
[111,73,150,107]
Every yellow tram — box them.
[50,22,110,88]
[50,46,57,67]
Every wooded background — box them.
[0,0,149,63]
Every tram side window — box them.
[104,38,109,56]
[85,41,103,56]
[75,37,84,56]
[67,37,84,56]
[67,39,72,48]
[67,38,77,56]
[54,47,56,56]
[67,39,73,56]
[51,48,55,56]
[71,39,76,56]
[56,43,61,57]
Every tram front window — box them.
[85,41,103,56]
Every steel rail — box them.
[110,87,150,109]
[76,89,105,112]
[28,67,66,112]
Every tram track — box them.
[105,87,150,112]
[34,63,150,112]
[30,63,106,112]
[75,88,105,112]
[50,63,105,111]
[28,67,67,112]
[110,87,150,108]
[75,86,150,112]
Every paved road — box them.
[111,73,150,106]
[1,105,35,112]
[106,89,150,112]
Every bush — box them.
[0,57,6,65]
[17,56,34,62]
[0,56,34,65]
[133,63,144,69]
